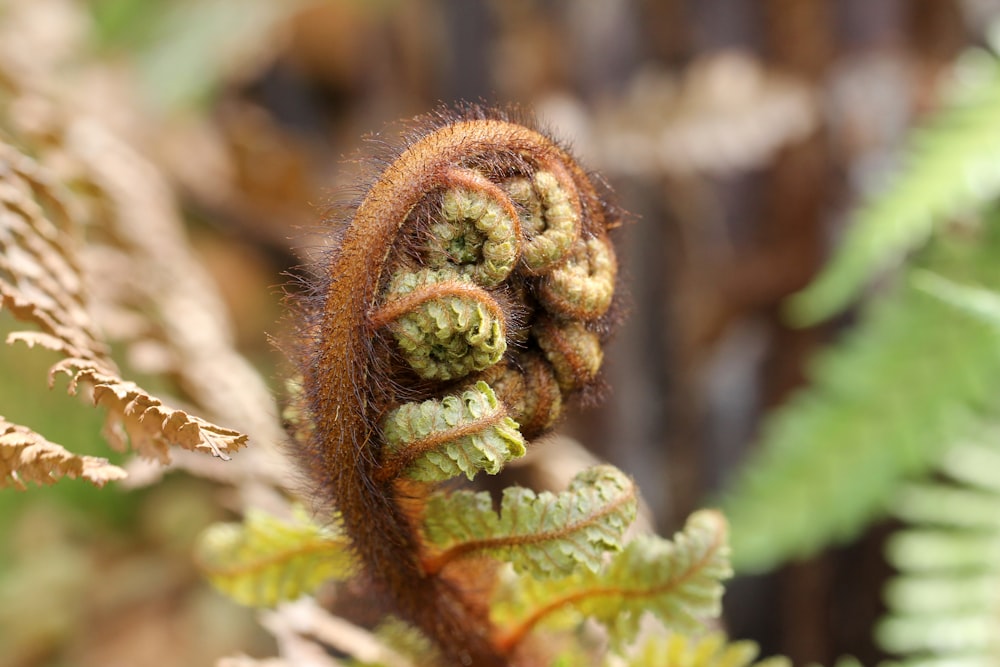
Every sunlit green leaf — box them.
[422,465,636,578]
[196,506,355,607]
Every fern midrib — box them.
[492,521,726,653]
[421,479,635,575]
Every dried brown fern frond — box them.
[0,0,292,490]
[0,138,247,484]
[0,415,125,489]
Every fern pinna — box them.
[197,107,731,666]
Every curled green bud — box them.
[376,268,507,381]
[533,318,603,393]
[505,170,580,273]
[478,353,563,438]
[426,185,520,287]
[539,236,617,320]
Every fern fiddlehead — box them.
[292,108,622,665]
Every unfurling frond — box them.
[789,54,1000,324]
[609,632,789,667]
[0,139,247,473]
[291,108,623,664]
[877,435,1000,665]
[493,510,730,652]
[196,506,356,608]
[421,465,636,578]
[0,415,126,489]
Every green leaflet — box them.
[788,53,1000,324]
[878,272,1000,663]
[877,436,1000,665]
[493,510,730,649]
[726,48,1000,576]
[608,632,789,667]
[722,229,1000,574]
[195,506,355,608]
[421,465,637,578]
[382,381,526,481]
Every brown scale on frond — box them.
[290,107,622,666]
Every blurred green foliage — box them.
[88,0,303,110]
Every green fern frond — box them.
[877,436,1000,665]
[788,53,1000,324]
[722,229,1000,574]
[608,631,790,667]
[492,510,730,652]
[195,506,356,607]
[421,465,637,578]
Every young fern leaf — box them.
[722,228,1000,574]
[610,631,789,667]
[877,435,1000,665]
[376,269,508,381]
[492,510,730,652]
[788,53,1000,324]
[196,506,356,608]
[380,381,525,482]
[420,465,637,578]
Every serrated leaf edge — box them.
[421,465,637,577]
[493,509,730,653]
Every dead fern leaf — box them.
[65,360,246,462]
[0,138,247,477]
[64,120,283,453]
[0,415,126,489]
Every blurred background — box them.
[0,0,994,665]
